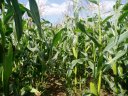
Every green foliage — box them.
[88,0,98,5]
[0,0,128,96]
[3,43,13,95]
[28,0,42,38]
[52,28,66,47]
[90,82,98,95]
[11,0,23,41]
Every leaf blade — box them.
[28,0,42,38]
[11,0,23,41]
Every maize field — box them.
[0,0,128,96]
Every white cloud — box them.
[41,1,73,16]
[87,0,116,17]
[36,0,47,14]
[26,0,72,17]
[100,1,115,13]
[42,2,67,16]
[27,0,116,17]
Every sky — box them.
[19,0,127,23]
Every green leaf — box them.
[118,65,123,77]
[31,88,41,96]
[5,26,13,36]
[103,50,126,74]
[27,45,39,52]
[88,0,98,5]
[72,47,78,59]
[88,0,98,4]
[103,31,128,52]
[90,82,98,95]
[52,28,66,46]
[107,50,126,64]
[52,31,61,46]
[3,43,13,95]
[11,0,23,41]
[98,71,102,94]
[18,4,32,18]
[103,37,117,52]
[112,62,117,75]
[28,0,42,38]
[19,4,28,15]
[4,8,13,24]
[0,0,4,9]
[6,0,11,6]
[3,43,13,79]
[101,15,113,25]
[21,85,41,96]
[97,54,103,76]
[118,11,128,23]
[77,21,101,47]
[0,44,4,64]
[104,75,115,90]
[122,3,128,11]
[67,58,86,77]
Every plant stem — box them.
[97,0,102,95]
[98,0,102,45]
[1,3,6,47]
[98,71,102,95]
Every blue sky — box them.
[19,0,127,23]
[19,0,66,5]
[47,0,65,4]
[19,0,126,4]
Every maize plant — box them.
[0,0,128,96]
